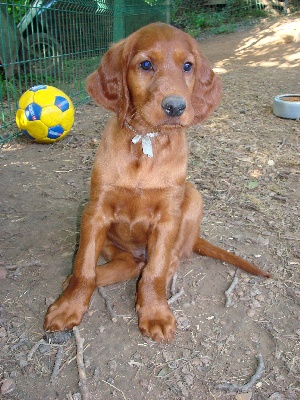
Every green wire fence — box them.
[0,0,169,145]
[0,0,297,146]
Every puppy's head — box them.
[86,23,222,129]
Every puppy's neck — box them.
[125,122,159,158]
[124,122,159,137]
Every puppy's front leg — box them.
[44,204,108,331]
[136,220,179,342]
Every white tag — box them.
[141,136,153,158]
[132,134,142,145]
[131,133,158,158]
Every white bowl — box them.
[273,94,300,119]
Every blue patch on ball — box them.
[25,103,42,121]
[47,125,64,139]
[54,96,70,112]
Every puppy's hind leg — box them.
[166,181,204,285]
[96,240,145,286]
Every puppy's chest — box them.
[97,126,187,189]
[105,186,183,249]
[99,157,179,190]
[103,184,184,223]
[107,186,168,218]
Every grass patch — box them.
[172,1,268,37]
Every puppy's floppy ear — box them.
[86,39,130,125]
[191,43,222,124]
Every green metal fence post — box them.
[113,0,125,42]
[0,4,20,78]
[166,0,171,24]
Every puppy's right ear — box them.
[86,39,130,125]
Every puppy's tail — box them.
[193,237,271,278]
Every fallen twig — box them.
[44,330,73,345]
[215,382,241,391]
[73,327,90,400]
[241,353,264,392]
[170,273,178,296]
[225,178,234,200]
[27,338,47,361]
[98,287,117,322]
[225,270,239,307]
[168,287,185,305]
[216,353,265,392]
[4,260,41,271]
[50,346,64,383]
[101,379,127,400]
[5,260,41,277]
[66,393,81,400]
[10,334,27,351]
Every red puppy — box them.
[44,23,270,342]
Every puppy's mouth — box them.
[157,118,190,130]
[158,124,184,132]
[158,111,194,129]
[126,109,192,133]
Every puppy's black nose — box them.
[162,96,186,117]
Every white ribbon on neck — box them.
[131,132,158,158]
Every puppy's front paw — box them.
[137,304,176,342]
[44,295,87,331]
[44,277,95,332]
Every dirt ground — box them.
[0,17,299,400]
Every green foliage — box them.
[7,0,30,24]
[0,76,21,102]
[172,0,267,37]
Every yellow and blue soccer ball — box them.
[16,85,75,143]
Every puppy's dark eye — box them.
[140,60,153,71]
[183,62,193,72]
